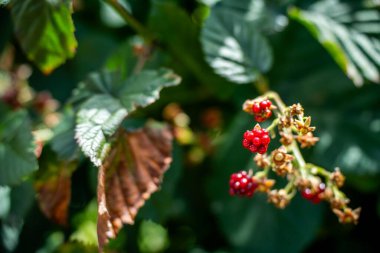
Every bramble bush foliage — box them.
[0,0,380,253]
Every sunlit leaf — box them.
[0,106,38,186]
[201,5,273,84]
[289,2,380,86]
[10,0,77,73]
[97,123,173,250]
[74,69,180,167]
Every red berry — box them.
[229,171,257,197]
[311,195,322,204]
[242,139,250,148]
[261,134,270,144]
[242,125,270,154]
[252,137,261,146]
[252,99,273,122]
[254,115,264,122]
[301,183,326,204]
[249,145,258,153]
[301,188,313,200]
[252,103,261,113]
[257,145,267,154]
[253,129,263,137]
[260,100,269,109]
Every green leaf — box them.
[74,69,180,166]
[70,200,98,247]
[289,3,380,86]
[51,107,79,161]
[11,0,77,74]
[313,110,380,192]
[217,0,289,33]
[208,112,322,253]
[0,107,38,186]
[148,1,235,99]
[201,6,273,84]
[76,95,127,167]
[1,181,35,251]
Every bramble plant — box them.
[230,92,361,224]
[1,0,380,252]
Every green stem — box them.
[103,0,155,42]
[306,163,331,178]
[264,91,307,176]
[255,166,270,179]
[264,91,287,113]
[266,118,279,132]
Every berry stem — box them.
[306,163,331,178]
[255,166,270,179]
[266,118,279,132]
[264,91,307,175]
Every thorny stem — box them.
[103,0,155,42]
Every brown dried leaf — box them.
[35,161,76,226]
[97,123,173,251]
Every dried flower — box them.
[289,103,304,116]
[279,131,293,146]
[256,178,275,192]
[279,115,292,129]
[294,116,315,135]
[296,132,319,148]
[330,197,349,209]
[331,168,345,188]
[254,153,270,168]
[271,147,294,176]
[242,99,255,114]
[268,189,290,209]
[333,207,361,224]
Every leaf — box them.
[208,112,322,253]
[0,186,10,219]
[70,201,98,246]
[74,69,180,167]
[216,0,289,33]
[0,106,38,186]
[97,123,173,251]
[201,6,273,84]
[148,1,235,99]
[35,149,77,225]
[289,3,380,86]
[313,109,380,192]
[11,0,77,73]
[51,107,79,161]
[1,181,35,251]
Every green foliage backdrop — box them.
[0,0,380,253]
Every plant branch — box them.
[264,91,307,171]
[103,0,155,42]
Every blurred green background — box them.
[1,0,380,252]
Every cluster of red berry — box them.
[301,183,326,204]
[242,125,270,154]
[229,171,258,197]
[251,99,272,122]
[229,99,274,197]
